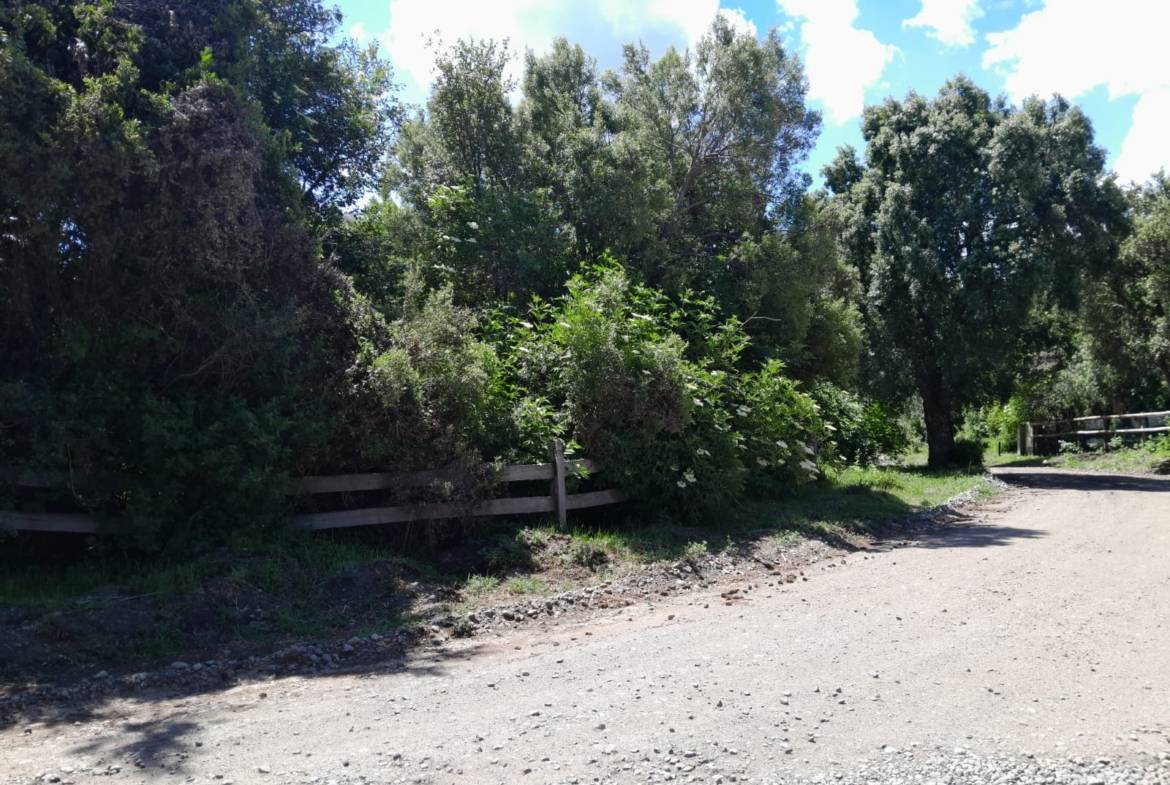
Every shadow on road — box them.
[993,469,1170,493]
[69,717,201,774]
[1,637,489,740]
[910,522,1046,549]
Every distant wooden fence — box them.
[0,441,627,534]
[1018,410,1170,455]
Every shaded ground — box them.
[2,467,1168,784]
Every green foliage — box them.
[1078,175,1170,410]
[503,264,823,519]
[809,384,909,468]
[327,277,502,475]
[827,77,1127,467]
[950,438,986,468]
[734,361,826,488]
[389,39,574,301]
[382,18,834,351]
[0,1,393,552]
[478,533,536,573]
[977,397,1027,448]
[567,540,609,570]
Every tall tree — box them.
[118,0,398,215]
[826,77,1127,467]
[378,19,840,373]
[389,38,573,301]
[598,16,820,292]
[0,0,394,550]
[1080,174,1170,407]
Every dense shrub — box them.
[503,265,823,519]
[809,384,909,467]
[949,438,986,468]
[325,276,502,474]
[734,361,825,491]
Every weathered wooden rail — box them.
[1018,410,1170,455]
[0,441,627,534]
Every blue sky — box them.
[335,0,1168,184]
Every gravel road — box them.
[4,467,1170,785]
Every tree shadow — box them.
[993,469,1170,493]
[68,717,201,775]
[1,633,495,746]
[908,519,1047,549]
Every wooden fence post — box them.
[550,439,567,525]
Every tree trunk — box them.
[919,365,955,469]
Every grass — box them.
[736,463,994,546]
[481,459,995,573]
[984,434,1170,474]
[0,534,406,608]
[461,574,501,596]
[500,575,548,595]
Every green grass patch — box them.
[501,575,548,595]
[985,434,1170,474]
[461,574,501,596]
[738,463,992,543]
[507,461,993,567]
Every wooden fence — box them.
[0,441,627,534]
[1018,410,1170,455]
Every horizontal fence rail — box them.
[1,442,627,534]
[1018,410,1170,455]
[287,458,598,495]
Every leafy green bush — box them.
[328,275,504,476]
[809,384,909,467]
[503,264,823,519]
[949,438,986,468]
[978,397,1027,450]
[734,361,825,490]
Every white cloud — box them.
[776,0,897,125]
[718,7,758,39]
[983,0,1170,183]
[379,0,756,104]
[1115,90,1170,184]
[903,0,984,47]
[348,21,368,42]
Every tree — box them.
[381,20,834,354]
[389,38,574,301]
[592,16,820,293]
[120,0,399,215]
[826,77,1127,467]
[0,0,393,551]
[1080,174,1170,408]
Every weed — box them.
[567,540,609,570]
[501,575,547,595]
[517,528,552,549]
[683,540,708,561]
[478,534,536,573]
[462,574,500,596]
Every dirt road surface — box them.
[4,468,1170,784]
